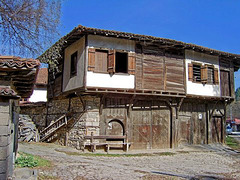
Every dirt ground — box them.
[15,142,240,180]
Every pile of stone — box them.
[18,114,39,142]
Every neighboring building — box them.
[35,25,240,151]
[0,56,39,179]
[28,68,48,102]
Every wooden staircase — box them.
[39,113,73,142]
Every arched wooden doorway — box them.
[106,119,125,136]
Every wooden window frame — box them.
[88,48,135,75]
[192,62,202,83]
[70,51,78,78]
[115,50,128,74]
[188,62,219,85]
[207,65,215,84]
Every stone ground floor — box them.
[13,142,240,180]
[20,95,228,151]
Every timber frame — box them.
[34,25,240,151]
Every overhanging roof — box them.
[38,25,240,71]
[0,56,40,98]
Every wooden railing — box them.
[40,114,71,142]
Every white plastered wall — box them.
[86,35,135,89]
[29,88,47,102]
[185,50,220,97]
[63,36,85,92]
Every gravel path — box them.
[16,142,240,180]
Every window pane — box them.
[207,67,214,83]
[193,64,201,82]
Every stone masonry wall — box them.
[20,96,101,150]
[20,103,47,131]
[0,101,10,179]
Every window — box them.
[193,64,201,82]
[115,52,128,73]
[188,63,219,84]
[88,48,135,75]
[95,50,108,73]
[207,67,214,84]
[70,51,77,77]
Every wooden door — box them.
[211,117,223,143]
[220,70,231,97]
[129,100,170,149]
[130,101,152,149]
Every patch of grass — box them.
[55,149,176,157]
[38,174,59,180]
[16,152,51,168]
[153,152,176,156]
[81,153,152,157]
[226,136,240,150]
[177,151,189,154]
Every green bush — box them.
[16,154,38,167]
[16,152,51,168]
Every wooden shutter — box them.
[108,50,115,74]
[188,63,193,81]
[88,48,95,71]
[214,68,219,84]
[128,52,136,75]
[201,64,208,84]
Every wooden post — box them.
[90,132,94,143]
[65,129,68,146]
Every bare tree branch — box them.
[0,0,61,58]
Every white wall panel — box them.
[29,89,47,102]
[63,37,85,92]
[87,72,134,89]
[185,50,220,97]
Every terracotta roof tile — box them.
[39,25,240,65]
[36,68,48,85]
[0,87,18,97]
[0,56,40,69]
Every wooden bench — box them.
[83,134,131,152]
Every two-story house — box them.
[38,25,240,151]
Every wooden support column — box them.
[99,94,106,115]
[205,103,209,144]
[176,97,184,119]
[75,92,86,111]
[126,95,135,149]
[45,102,49,127]
[65,127,69,146]
[165,100,175,148]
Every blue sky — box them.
[60,0,240,89]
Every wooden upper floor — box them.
[38,26,240,100]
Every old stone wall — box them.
[20,96,101,149]
[20,103,47,131]
[20,95,226,151]
[0,101,10,179]
[0,99,19,179]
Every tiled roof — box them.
[0,87,18,97]
[0,56,40,69]
[0,56,40,98]
[36,68,48,85]
[39,25,240,64]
